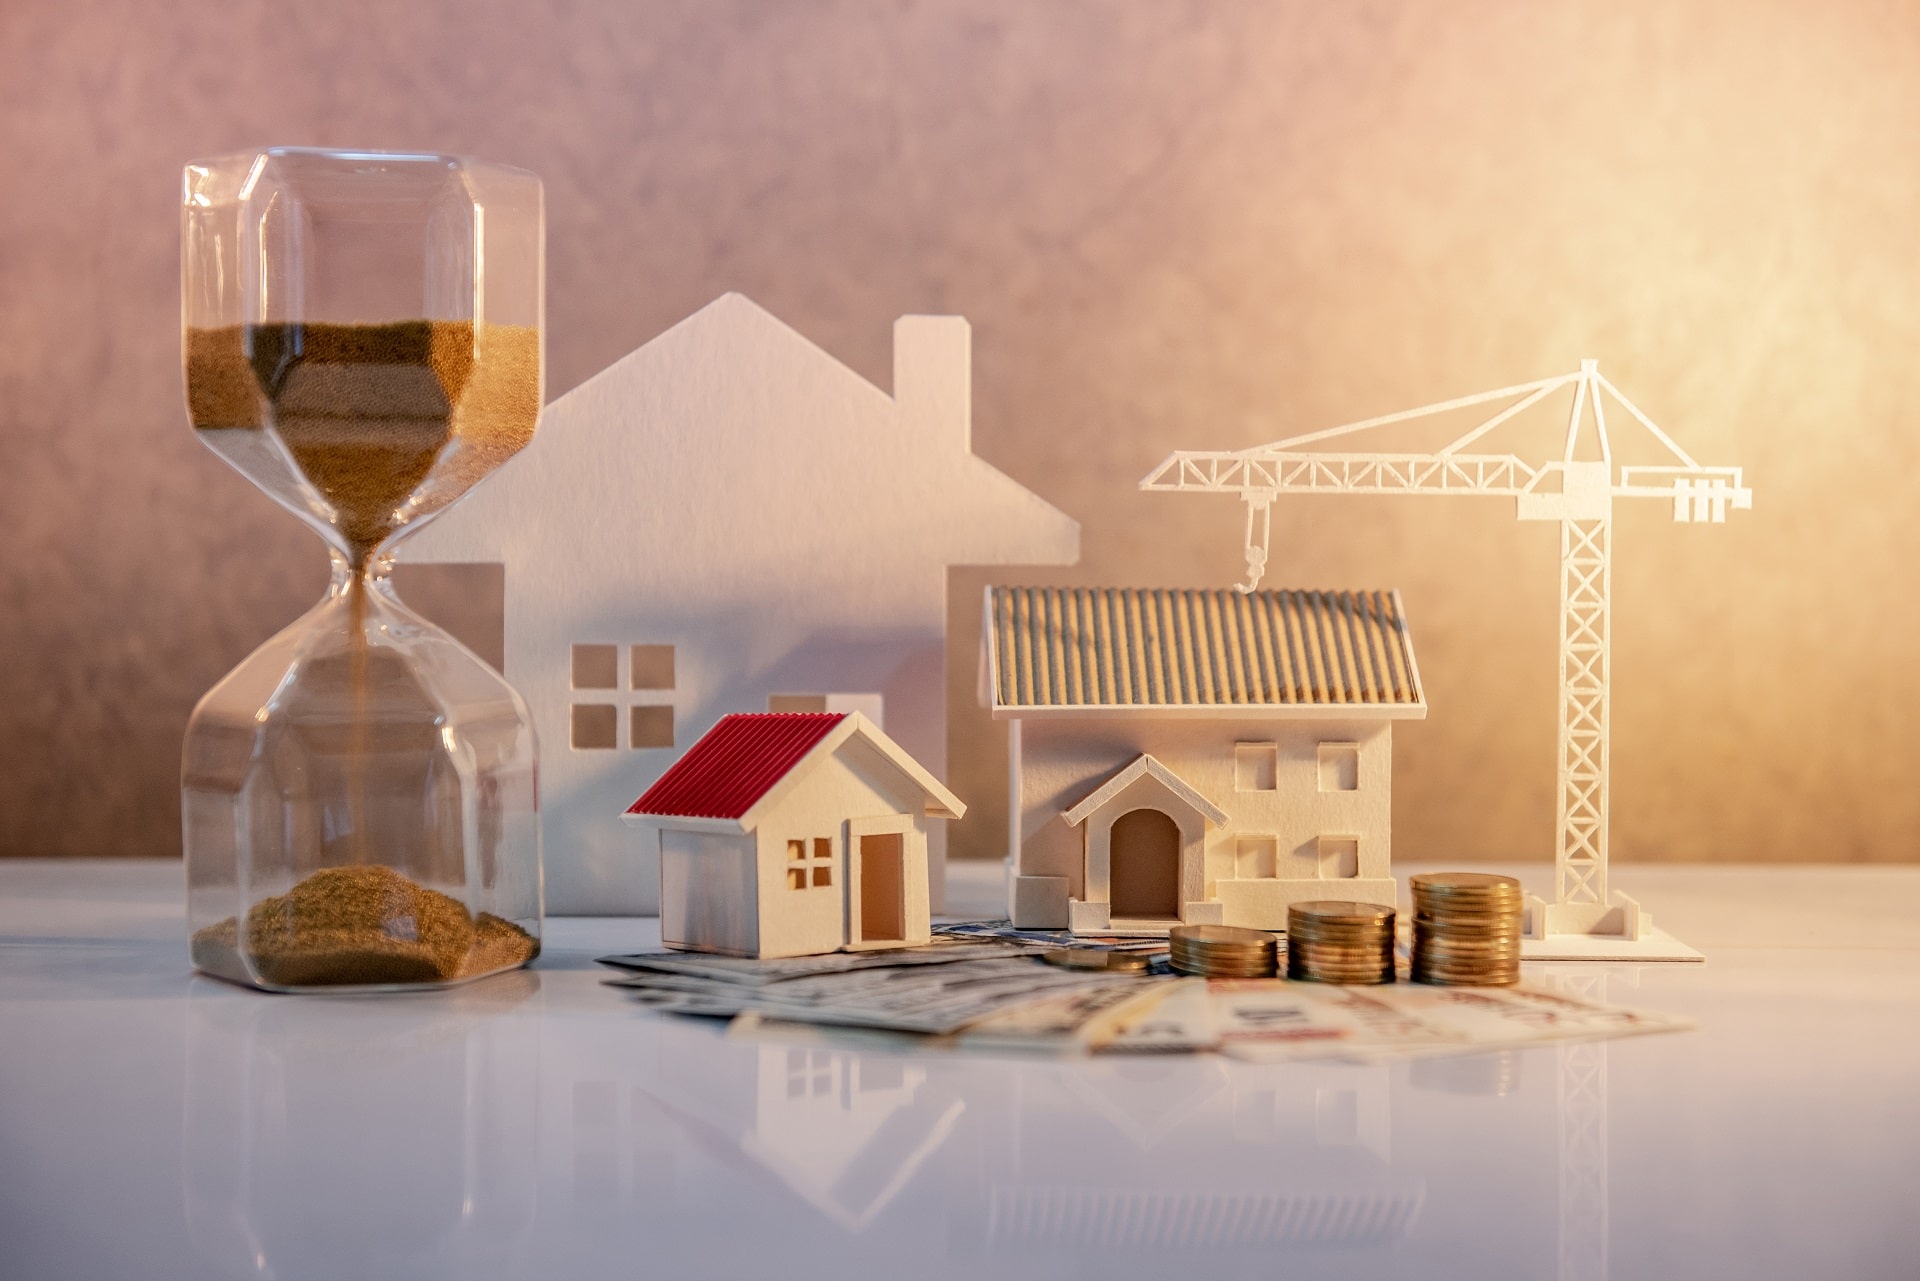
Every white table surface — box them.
[2,859,1917,1281]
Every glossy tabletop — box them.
[2,859,1917,1281]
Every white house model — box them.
[986,586,1425,933]
[623,711,964,959]
[398,293,1078,914]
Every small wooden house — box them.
[623,712,965,958]
[985,586,1426,934]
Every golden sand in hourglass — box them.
[184,320,540,986]
[185,319,540,561]
[189,864,538,988]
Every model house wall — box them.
[626,712,964,959]
[986,586,1424,932]
[399,293,1077,914]
[1014,719,1396,930]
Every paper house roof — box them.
[984,587,1425,717]
[627,711,965,828]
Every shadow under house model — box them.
[624,712,964,959]
[399,293,1078,915]
[987,586,1425,934]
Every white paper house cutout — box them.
[399,293,1077,914]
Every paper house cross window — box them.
[570,642,676,750]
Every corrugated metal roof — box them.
[987,587,1422,711]
[628,713,846,819]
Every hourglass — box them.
[181,148,543,990]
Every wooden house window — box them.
[787,837,834,889]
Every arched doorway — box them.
[1109,807,1180,919]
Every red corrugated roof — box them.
[627,713,847,820]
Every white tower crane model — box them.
[1140,361,1750,960]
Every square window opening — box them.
[786,867,806,891]
[1318,836,1359,879]
[631,705,674,750]
[1319,743,1360,792]
[571,644,618,690]
[1235,742,1278,791]
[1235,835,1277,879]
[787,839,806,862]
[631,645,675,690]
[570,703,617,750]
[812,865,832,888]
[813,837,831,861]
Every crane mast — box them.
[1140,362,1751,947]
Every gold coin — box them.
[1290,901,1397,926]
[1411,872,1523,895]
[1042,948,1151,973]
[1170,925,1278,949]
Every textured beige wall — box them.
[3,0,1916,865]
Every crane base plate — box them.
[1520,924,1703,962]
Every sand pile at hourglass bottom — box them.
[192,865,539,987]
[185,319,540,560]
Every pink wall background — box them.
[3,0,1915,864]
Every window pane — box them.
[1317,837,1359,879]
[1235,743,1278,791]
[787,839,806,862]
[812,865,832,888]
[571,704,617,749]
[1318,743,1360,791]
[787,867,806,890]
[631,645,675,690]
[813,837,831,862]
[571,644,618,690]
[1235,836,1276,878]
[631,705,674,750]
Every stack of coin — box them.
[1285,901,1398,984]
[1410,872,1524,986]
[1167,924,1278,978]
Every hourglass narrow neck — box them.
[326,549,398,600]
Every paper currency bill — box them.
[1095,977,1694,1060]
[607,955,1144,1035]
[598,935,1027,985]
[933,920,1169,955]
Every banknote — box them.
[1213,980,1695,1062]
[953,979,1176,1052]
[599,934,1027,985]
[1094,977,1694,1060]
[601,936,1691,1056]
[607,955,1141,1035]
[933,920,1170,955]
